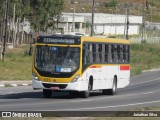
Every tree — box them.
[30,0,64,33]
[0,0,65,46]
[105,0,117,8]
[0,0,5,43]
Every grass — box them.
[0,43,160,80]
[130,43,160,76]
[0,45,32,80]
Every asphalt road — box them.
[0,70,160,111]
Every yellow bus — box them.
[32,34,130,98]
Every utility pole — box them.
[91,0,95,36]
[126,7,129,40]
[141,2,145,43]
[1,0,9,61]
[72,1,77,32]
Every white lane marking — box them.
[53,100,160,111]
[22,84,29,86]
[0,84,5,87]
[130,78,160,86]
[10,84,17,87]
[118,90,160,97]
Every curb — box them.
[142,68,160,73]
[0,81,32,88]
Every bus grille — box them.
[42,83,67,89]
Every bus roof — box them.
[81,36,130,44]
[37,34,130,45]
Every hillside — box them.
[64,0,160,22]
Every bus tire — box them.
[80,82,92,98]
[43,89,52,98]
[102,77,117,95]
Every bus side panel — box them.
[81,65,130,91]
[81,65,115,90]
[117,65,130,88]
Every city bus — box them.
[32,34,130,98]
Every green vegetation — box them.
[105,0,117,8]
[131,43,160,76]
[0,45,32,80]
[0,0,64,35]
[0,43,160,80]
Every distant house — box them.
[9,19,31,34]
[58,13,143,35]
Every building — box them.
[145,21,160,30]
[58,13,143,36]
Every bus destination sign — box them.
[37,37,81,45]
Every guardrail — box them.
[130,37,160,44]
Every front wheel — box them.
[80,82,92,98]
[43,89,52,98]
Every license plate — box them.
[50,86,59,90]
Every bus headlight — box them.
[71,75,80,83]
[32,73,39,81]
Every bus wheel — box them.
[43,89,52,98]
[102,77,117,95]
[80,82,92,98]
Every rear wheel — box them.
[102,77,117,95]
[43,89,52,98]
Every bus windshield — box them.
[35,46,80,73]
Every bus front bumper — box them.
[32,79,88,92]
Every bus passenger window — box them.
[111,45,114,62]
[114,45,118,63]
[102,44,105,63]
[92,44,96,63]
[126,46,130,63]
[82,44,85,64]
[120,45,123,63]
[96,44,100,63]
[123,45,126,62]
[108,45,112,63]
[105,44,108,63]
[85,44,89,64]
[117,45,120,63]
[98,44,102,62]
[89,44,93,63]
[83,43,90,64]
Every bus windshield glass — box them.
[35,46,80,73]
